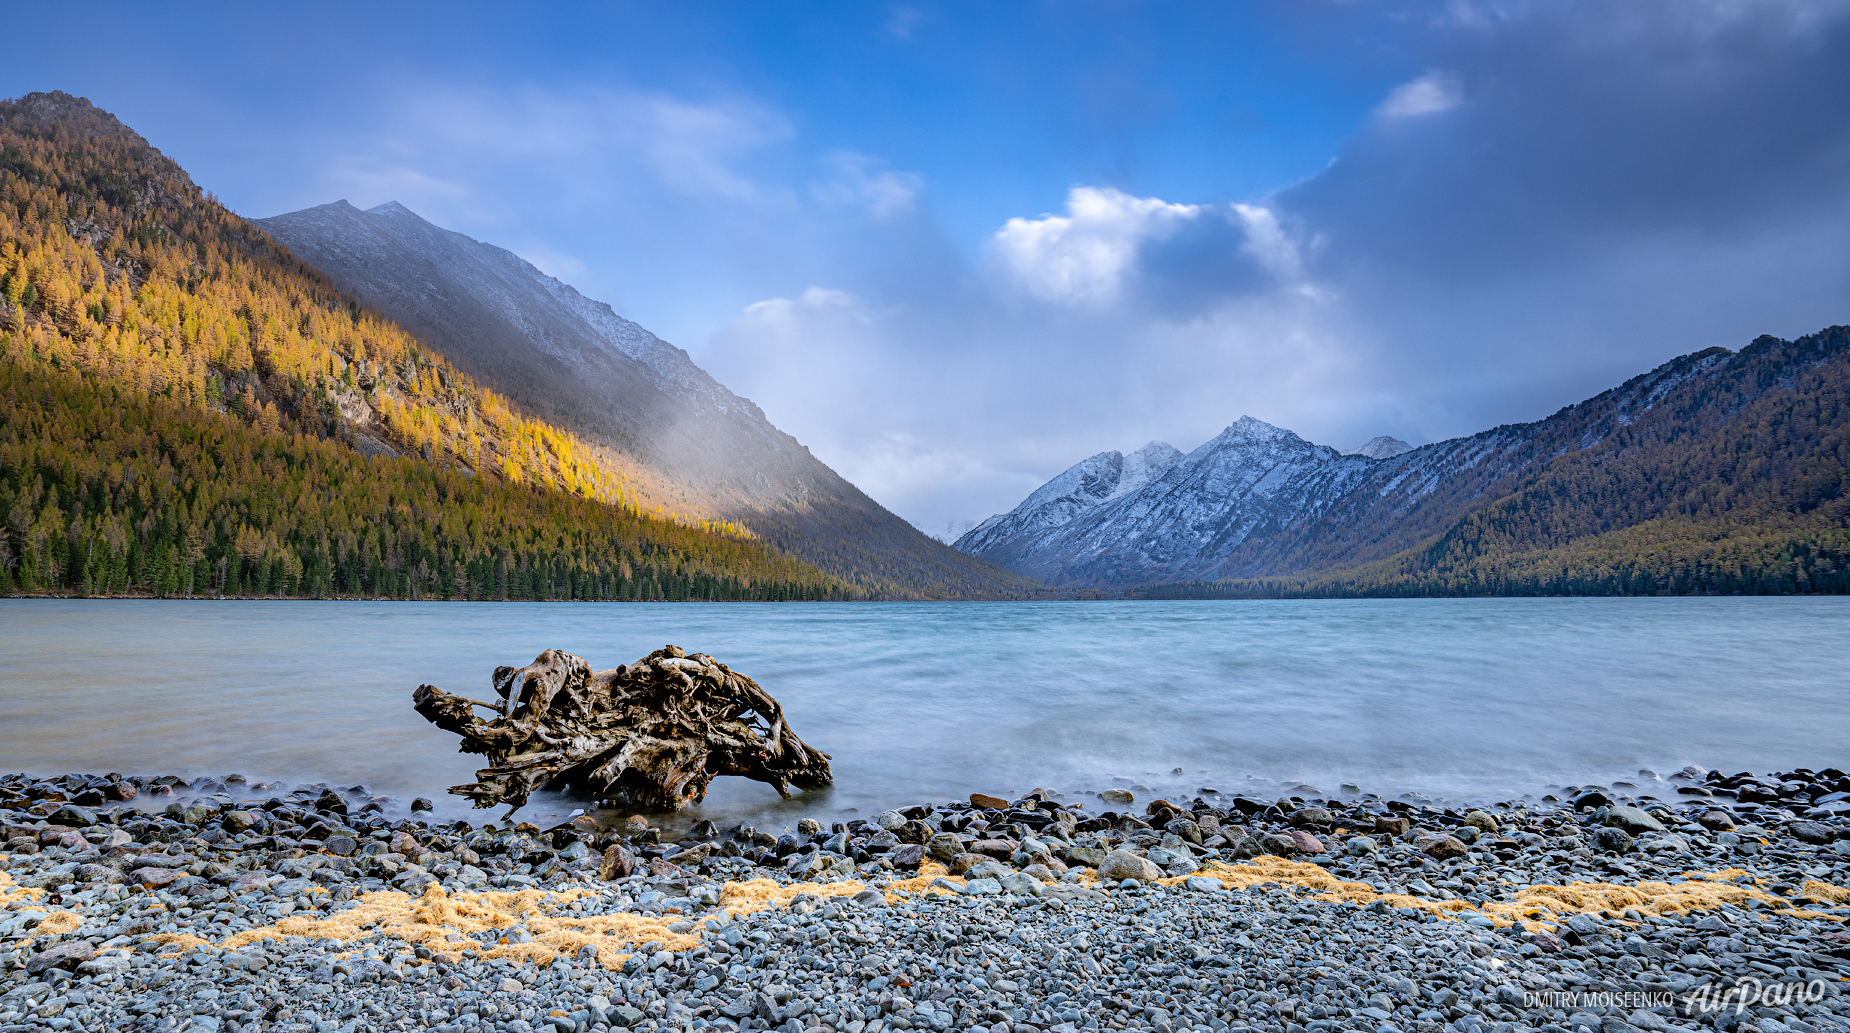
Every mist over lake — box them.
[6,597,1845,828]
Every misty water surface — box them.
[2,597,1845,829]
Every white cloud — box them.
[1377,71,1463,120]
[738,286,871,329]
[812,152,923,219]
[704,249,1367,533]
[631,94,789,201]
[989,187,1201,305]
[316,85,791,211]
[1233,204,1307,283]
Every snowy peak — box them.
[1344,435,1415,460]
[1121,441,1185,495]
[955,415,1378,587]
[1218,415,1296,443]
[954,439,1183,555]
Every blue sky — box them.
[8,1,1850,535]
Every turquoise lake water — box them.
[2,597,1845,829]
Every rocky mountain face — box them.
[258,201,1034,598]
[956,418,1381,587]
[959,330,1850,591]
[956,441,1181,558]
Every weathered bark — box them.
[413,645,833,814]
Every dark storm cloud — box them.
[1284,1,1850,283]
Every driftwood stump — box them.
[413,645,832,814]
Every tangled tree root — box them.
[414,645,832,814]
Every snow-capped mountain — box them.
[956,344,1748,589]
[1343,436,1415,459]
[258,200,1032,598]
[956,441,1182,555]
[956,418,1380,586]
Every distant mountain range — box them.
[256,200,1036,599]
[10,90,1843,601]
[958,329,1850,596]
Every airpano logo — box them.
[1681,979,1829,1016]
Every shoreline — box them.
[1,767,1847,1033]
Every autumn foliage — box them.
[0,91,851,601]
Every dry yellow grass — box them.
[1802,879,1850,906]
[1160,857,1846,931]
[31,910,84,936]
[0,864,44,907]
[716,878,870,917]
[714,860,975,916]
[173,884,704,969]
[20,851,1843,968]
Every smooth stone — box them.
[1289,807,1333,828]
[1422,835,1468,860]
[997,872,1042,896]
[1096,849,1162,882]
[1787,820,1833,844]
[131,867,182,887]
[1592,827,1635,853]
[26,940,94,975]
[966,860,1012,881]
[1603,805,1666,835]
[1287,829,1324,854]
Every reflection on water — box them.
[2,597,1845,830]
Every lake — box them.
[2,597,1844,830]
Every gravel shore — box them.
[2,766,1848,1033]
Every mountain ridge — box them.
[257,199,1041,599]
[959,330,1850,594]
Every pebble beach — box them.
[2,766,1848,1033]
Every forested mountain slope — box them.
[0,91,850,600]
[257,200,1041,600]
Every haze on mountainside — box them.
[253,199,1036,599]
